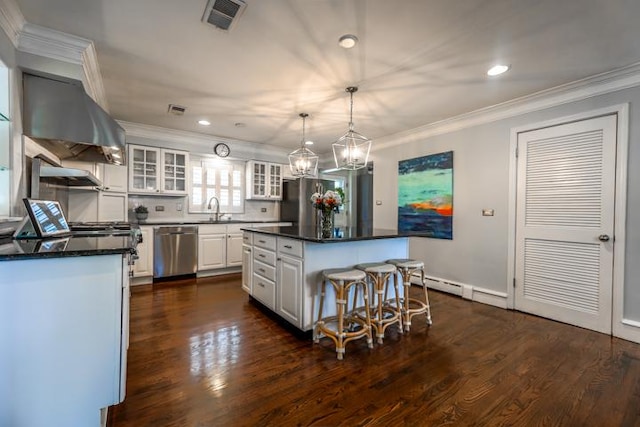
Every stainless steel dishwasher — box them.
[153,226,198,279]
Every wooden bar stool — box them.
[386,259,432,331]
[314,268,373,360]
[355,262,402,344]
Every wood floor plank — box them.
[108,276,640,427]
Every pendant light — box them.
[332,86,371,170]
[288,113,319,178]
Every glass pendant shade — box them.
[288,113,319,178]
[332,86,371,170]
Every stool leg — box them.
[391,271,403,334]
[402,269,412,332]
[420,268,433,325]
[336,280,346,360]
[359,280,374,348]
[374,273,385,344]
[314,280,326,343]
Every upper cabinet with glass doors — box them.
[128,144,188,195]
[245,161,282,200]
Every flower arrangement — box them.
[134,205,148,214]
[310,190,343,214]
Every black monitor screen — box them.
[23,198,71,238]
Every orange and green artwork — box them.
[398,151,453,239]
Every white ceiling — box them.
[13,0,640,153]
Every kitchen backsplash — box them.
[127,196,280,223]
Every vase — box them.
[135,212,148,221]
[321,210,334,238]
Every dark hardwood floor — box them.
[108,275,640,427]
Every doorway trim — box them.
[506,103,637,343]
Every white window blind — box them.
[189,160,245,214]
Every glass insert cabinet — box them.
[128,145,189,195]
[245,160,282,200]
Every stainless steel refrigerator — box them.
[281,178,335,227]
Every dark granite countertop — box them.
[0,235,136,261]
[240,225,417,243]
[135,219,286,226]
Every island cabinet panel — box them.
[277,253,303,327]
[0,254,128,426]
[241,243,252,294]
[253,273,276,309]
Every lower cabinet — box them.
[198,232,226,270]
[277,254,303,326]
[243,233,304,328]
[241,243,252,293]
[133,226,154,279]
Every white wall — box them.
[372,86,640,323]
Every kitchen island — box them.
[0,235,136,427]
[241,226,410,332]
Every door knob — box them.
[598,234,610,242]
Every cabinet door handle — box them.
[284,245,292,249]
[259,240,266,243]
[258,254,265,258]
[257,282,265,287]
[259,268,265,273]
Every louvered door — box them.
[515,115,616,334]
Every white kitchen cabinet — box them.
[128,145,188,195]
[226,224,244,267]
[98,192,127,222]
[101,163,128,193]
[241,243,252,293]
[133,226,154,279]
[277,254,303,327]
[246,161,282,200]
[276,237,303,327]
[67,190,127,222]
[198,234,226,270]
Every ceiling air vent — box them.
[168,104,186,115]
[202,0,247,31]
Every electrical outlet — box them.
[376,200,382,206]
[176,203,183,211]
[155,206,165,212]
[482,209,495,216]
[261,208,267,213]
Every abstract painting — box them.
[398,151,453,239]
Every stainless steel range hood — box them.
[22,73,126,165]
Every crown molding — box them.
[118,121,290,159]
[373,61,640,151]
[16,23,109,109]
[18,22,89,64]
[0,0,25,48]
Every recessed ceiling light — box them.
[234,122,246,128]
[338,34,358,49]
[198,120,211,126]
[305,140,314,146]
[487,64,510,76]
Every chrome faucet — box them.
[206,196,223,221]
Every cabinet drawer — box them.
[253,246,276,266]
[254,234,276,251]
[253,259,276,282]
[278,238,303,258]
[242,232,253,245]
[252,273,275,309]
[199,224,227,235]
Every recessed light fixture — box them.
[338,34,358,49]
[234,122,246,128]
[198,119,211,126]
[487,64,510,76]
[305,140,314,146]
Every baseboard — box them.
[413,273,508,309]
[615,319,640,344]
[196,267,241,278]
[131,276,152,286]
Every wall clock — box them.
[214,143,230,158]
